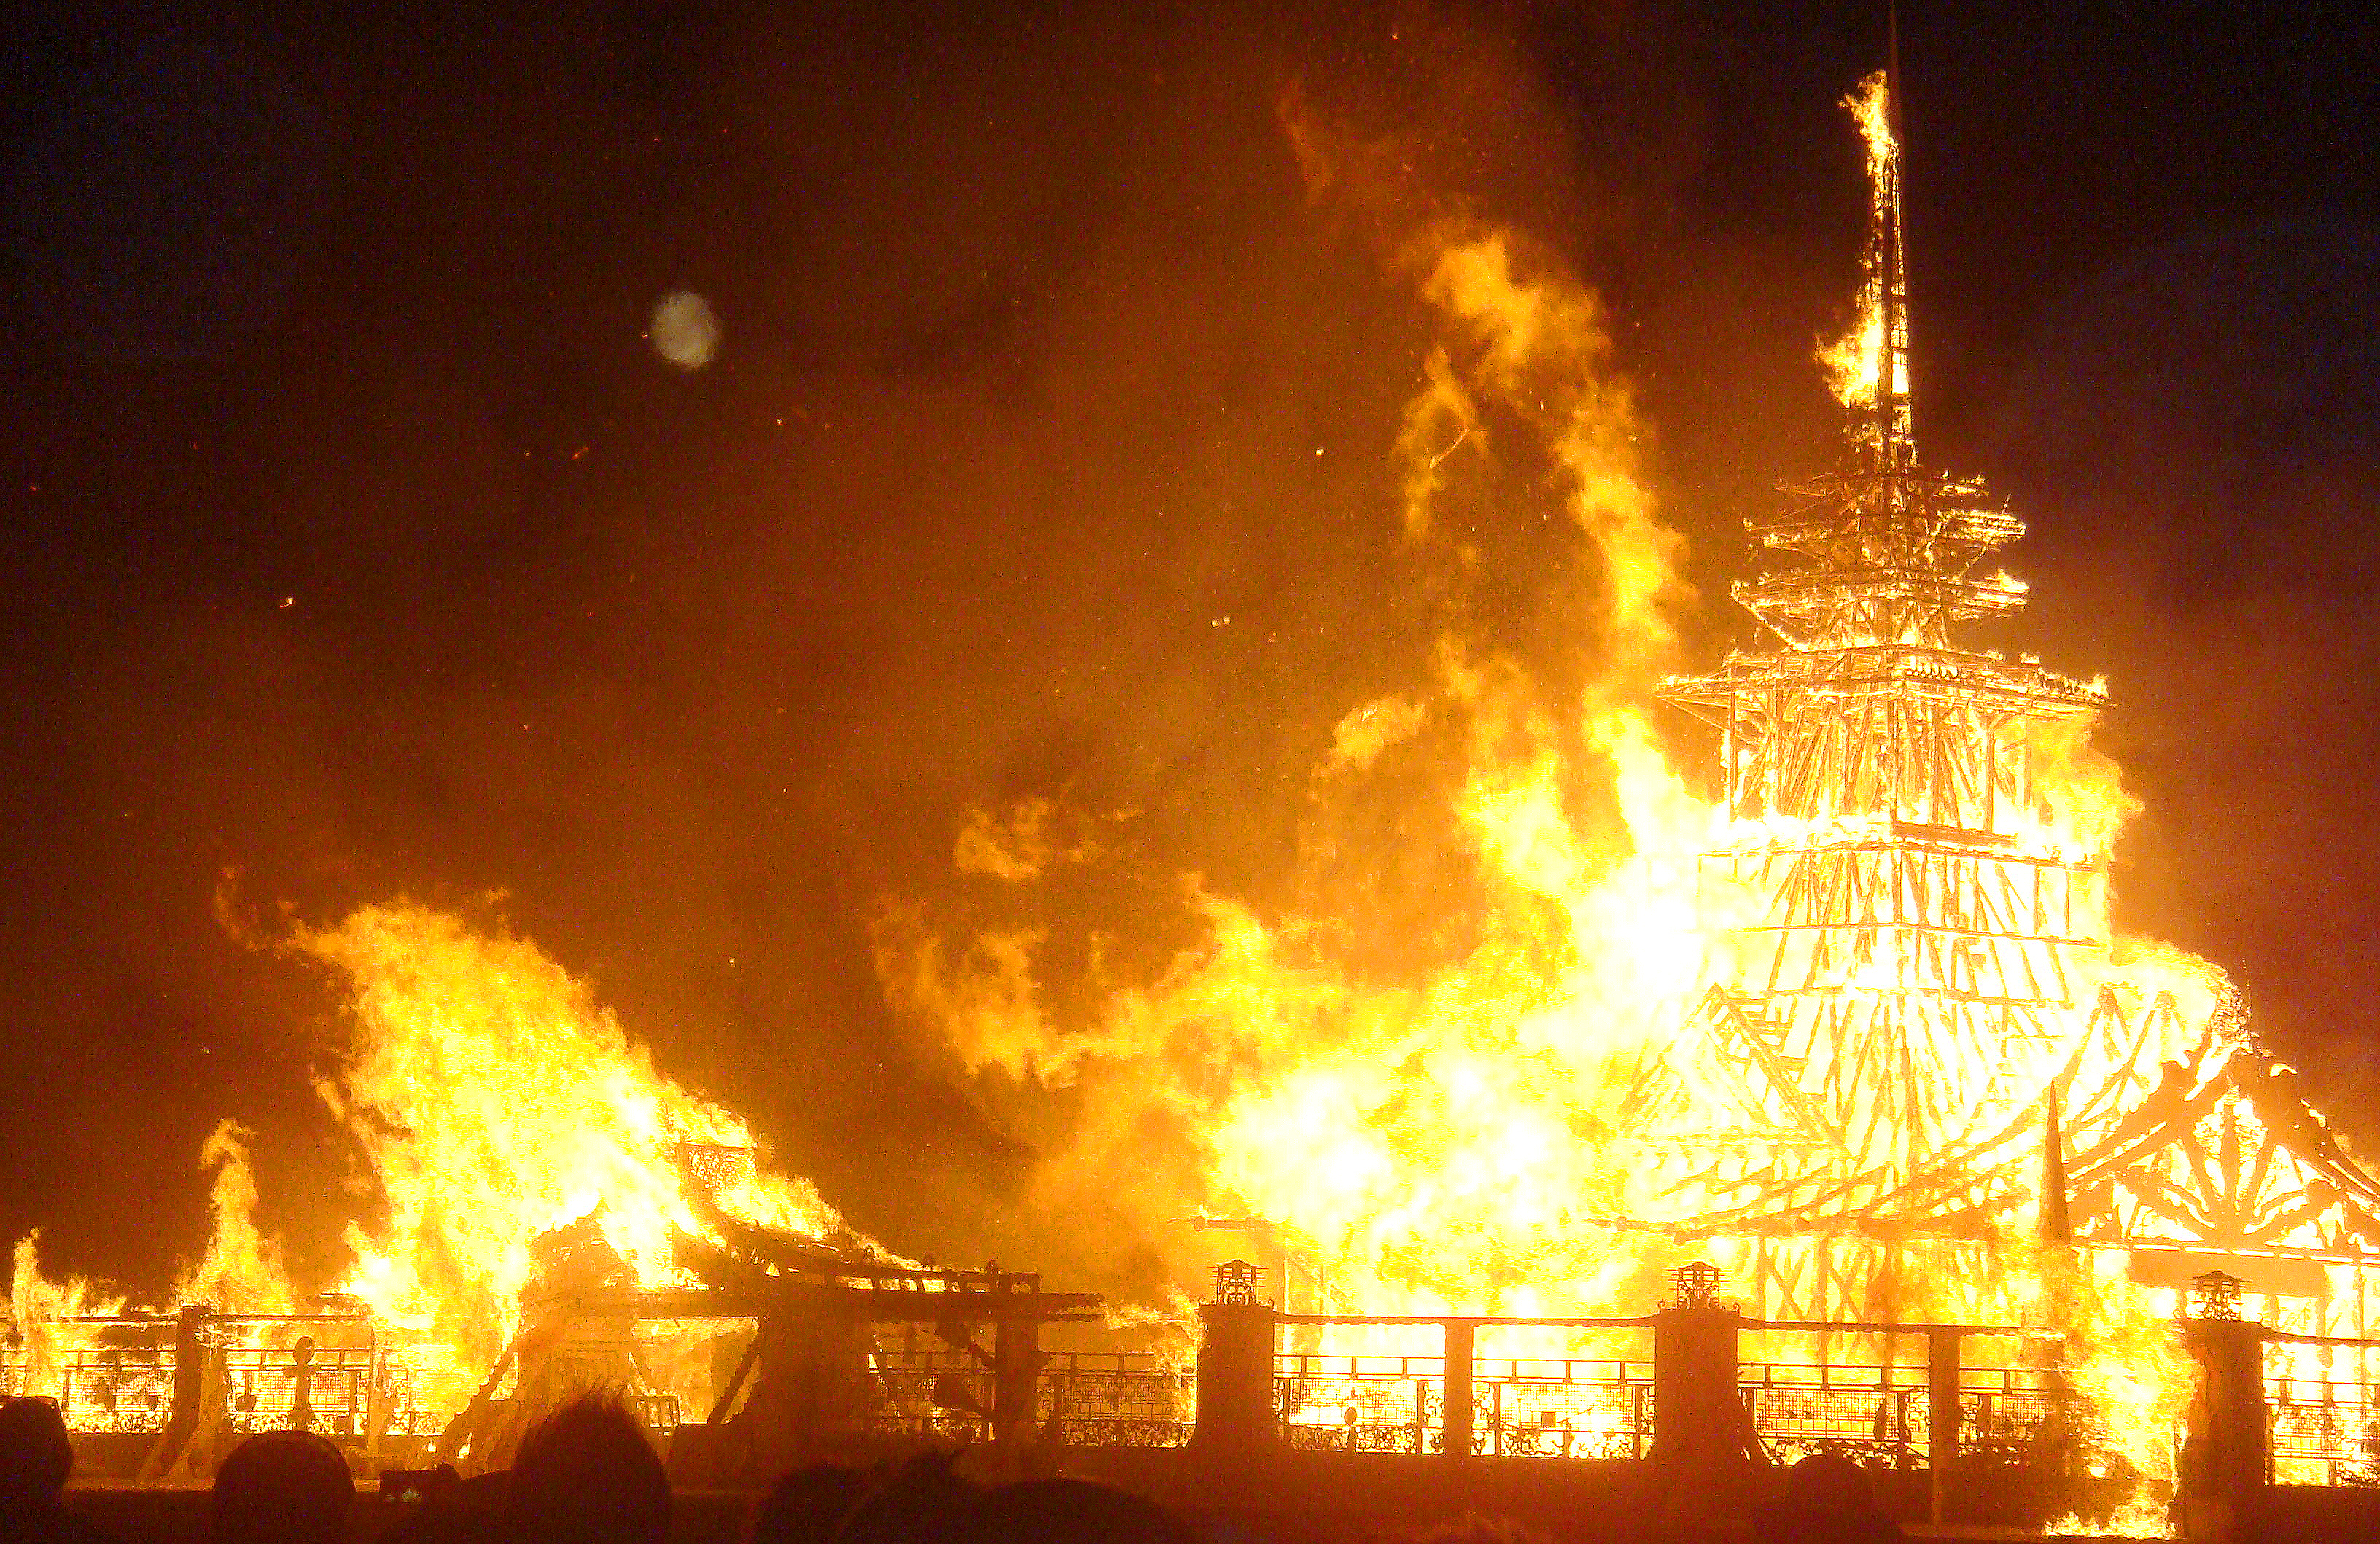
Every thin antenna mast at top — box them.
[1887,1,1902,134]
[1872,1,1910,469]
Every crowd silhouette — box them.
[0,1397,109,1544]
[0,1393,1909,1544]
[211,1432,354,1544]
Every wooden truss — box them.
[1636,69,2380,1294]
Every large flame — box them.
[6,902,848,1430]
[1817,71,1903,411]
[175,1123,298,1316]
[292,904,843,1365]
[0,63,2332,1530]
[870,92,2282,1529]
[7,1236,127,1400]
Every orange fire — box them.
[876,76,2283,1529]
[1817,71,1903,413]
[7,902,849,1433]
[2,66,2339,1534]
[284,905,841,1354]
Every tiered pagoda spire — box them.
[1652,64,2107,1219]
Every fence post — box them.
[991,1313,1043,1446]
[1926,1328,1961,1527]
[1191,1261,1280,1457]
[1651,1263,1751,1497]
[1443,1321,1476,1459]
[2180,1273,2267,1544]
[136,1304,214,1482]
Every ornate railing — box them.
[373,1357,484,1438]
[1479,1360,1651,1459]
[4,1311,402,1446]
[2268,1376,2380,1486]
[865,1349,993,1442]
[222,1346,376,1437]
[863,1349,1190,1448]
[1741,1360,1929,1467]
[1274,1354,1654,1457]
[1743,1362,2106,1472]
[1,1349,178,1433]
[1956,1366,2102,1469]
[1045,1355,1193,1448]
[1276,1353,1435,1453]
[1267,1352,2104,1469]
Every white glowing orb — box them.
[650,290,720,370]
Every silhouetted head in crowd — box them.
[375,1465,502,1544]
[1370,1518,1551,1544]
[970,1481,1199,1544]
[1754,1450,1900,1544]
[0,1399,74,1522]
[378,1507,493,1544]
[211,1430,354,1544]
[752,1465,866,1544]
[831,1457,979,1544]
[505,1397,668,1544]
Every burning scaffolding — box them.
[8,48,2380,1527]
[1652,58,2137,1226]
[1637,66,2380,1352]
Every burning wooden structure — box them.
[1632,61,2380,1352]
[429,1198,1106,1483]
[1,1211,1119,1485]
[10,54,2380,1540]
[0,1301,399,1482]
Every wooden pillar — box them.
[726,1287,874,1474]
[991,1316,1043,1446]
[1652,1293,1748,1488]
[1191,1262,1280,1455]
[2182,1313,2268,1544]
[137,1305,213,1481]
[1442,1321,1475,1459]
[1926,1329,1961,1527]
[363,1319,386,1457]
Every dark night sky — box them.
[3,0,2377,1298]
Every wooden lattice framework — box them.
[1639,64,2380,1325]
[1654,68,2104,1214]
